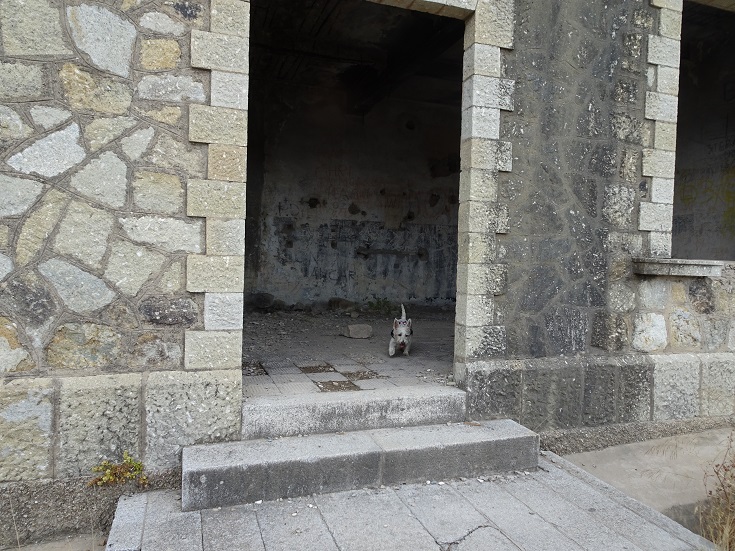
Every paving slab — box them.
[256,496,338,551]
[201,505,264,551]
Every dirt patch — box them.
[314,380,362,392]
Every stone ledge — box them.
[632,258,724,277]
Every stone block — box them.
[669,307,702,350]
[632,312,668,352]
[521,360,582,430]
[460,138,498,171]
[105,240,165,297]
[0,61,46,101]
[456,293,494,327]
[650,177,674,204]
[657,66,680,96]
[466,361,522,419]
[461,106,500,140]
[700,354,735,416]
[462,75,514,111]
[544,307,589,356]
[590,312,628,352]
[206,219,246,255]
[653,121,677,152]
[459,167,498,202]
[642,148,676,178]
[189,104,247,146]
[456,262,507,295]
[463,43,501,80]
[204,293,244,330]
[457,232,496,264]
[649,232,672,257]
[139,296,199,326]
[57,374,142,478]
[187,179,246,218]
[211,0,250,37]
[140,39,181,70]
[132,171,183,215]
[137,74,205,103]
[647,34,680,69]
[652,354,700,421]
[455,323,506,360]
[105,493,147,551]
[497,140,513,171]
[185,330,242,369]
[617,360,653,423]
[208,144,248,182]
[645,92,678,123]
[60,63,132,115]
[0,377,53,480]
[120,216,203,253]
[39,259,115,314]
[211,71,249,111]
[186,254,245,292]
[2,0,72,56]
[191,29,249,73]
[342,324,373,339]
[464,0,515,50]
[582,362,617,427]
[458,201,509,234]
[132,332,183,370]
[8,122,86,178]
[639,202,673,232]
[659,7,682,39]
[145,369,241,470]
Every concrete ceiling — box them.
[249,0,464,113]
[688,0,735,13]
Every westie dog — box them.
[389,304,412,357]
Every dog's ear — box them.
[407,318,412,328]
[393,318,400,329]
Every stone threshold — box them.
[632,257,724,277]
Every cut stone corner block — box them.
[185,329,243,370]
[190,29,249,74]
[455,322,507,359]
[144,369,242,471]
[187,178,246,218]
[189,104,248,146]
[186,254,245,292]
[652,354,701,421]
[210,0,251,38]
[464,0,515,50]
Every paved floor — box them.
[104,453,712,551]
[242,310,455,397]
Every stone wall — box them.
[0,0,245,491]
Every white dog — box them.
[389,304,412,357]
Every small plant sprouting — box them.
[699,431,735,550]
[88,451,149,488]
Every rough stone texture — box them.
[69,151,128,208]
[0,377,53,480]
[207,144,248,182]
[0,316,34,372]
[137,75,206,102]
[0,174,44,217]
[0,0,71,56]
[57,374,142,477]
[0,271,59,345]
[669,308,702,350]
[132,332,183,370]
[132,171,183,214]
[144,370,241,470]
[59,63,132,115]
[0,105,33,146]
[140,39,181,70]
[187,179,246,218]
[139,296,199,326]
[39,258,116,313]
[632,313,668,352]
[139,12,187,35]
[700,355,735,417]
[184,330,242,369]
[104,240,166,296]
[84,116,137,152]
[653,355,701,421]
[189,104,248,146]
[465,0,515,49]
[146,134,206,177]
[204,293,244,330]
[7,123,86,177]
[0,62,46,101]
[67,4,136,78]
[120,216,203,253]
[211,72,249,111]
[14,189,67,266]
[46,323,123,370]
[186,255,245,292]
[211,0,250,37]
[54,201,114,269]
[29,106,72,129]
[190,30,249,73]
[342,324,374,339]
[206,219,246,255]
[121,127,155,161]
[639,202,673,232]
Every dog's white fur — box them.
[389,304,412,357]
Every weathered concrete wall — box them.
[251,96,460,305]
[672,3,735,260]
[0,0,244,501]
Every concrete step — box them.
[241,385,467,440]
[181,419,539,512]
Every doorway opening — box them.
[242,0,464,393]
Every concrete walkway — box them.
[105,452,713,551]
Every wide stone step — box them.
[241,385,467,440]
[182,419,539,512]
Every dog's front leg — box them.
[388,338,396,357]
[403,341,411,356]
